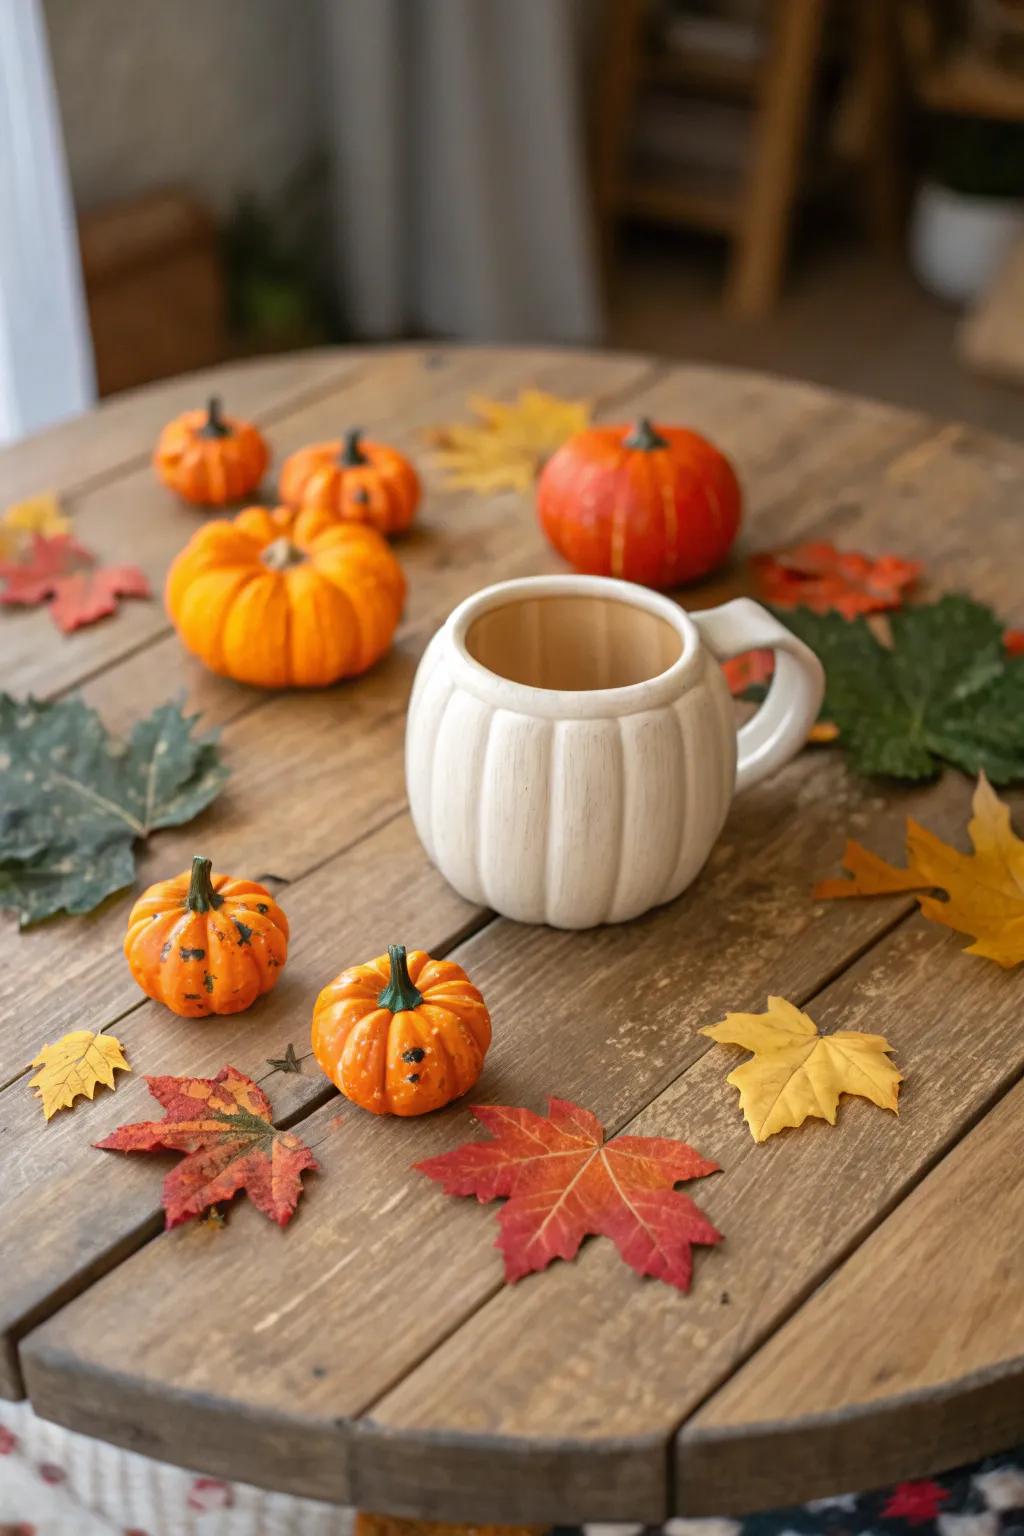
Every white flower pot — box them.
[911,181,1024,305]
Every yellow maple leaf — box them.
[428,388,591,492]
[700,996,901,1143]
[0,492,70,559]
[29,1029,131,1120]
[816,774,1024,968]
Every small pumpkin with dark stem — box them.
[311,945,491,1116]
[537,416,742,590]
[165,505,406,688]
[279,428,421,536]
[124,856,289,1017]
[154,396,270,506]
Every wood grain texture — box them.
[0,349,365,514]
[352,914,1024,1522]
[4,347,1024,1521]
[0,349,655,1082]
[0,811,480,1398]
[20,765,1024,1508]
[4,347,654,700]
[677,1079,1024,1514]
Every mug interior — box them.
[464,593,683,692]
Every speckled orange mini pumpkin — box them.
[279,428,420,536]
[311,945,491,1116]
[165,505,406,688]
[124,856,289,1017]
[154,397,269,505]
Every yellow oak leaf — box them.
[428,389,591,492]
[700,996,901,1143]
[0,492,70,559]
[29,1029,131,1120]
[816,774,1024,968]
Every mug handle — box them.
[691,598,826,794]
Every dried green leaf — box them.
[778,595,1024,783]
[0,694,228,925]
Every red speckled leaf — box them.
[752,541,921,619]
[416,1097,721,1291]
[0,531,150,632]
[95,1065,317,1228]
[721,647,774,696]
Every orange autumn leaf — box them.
[96,1065,317,1227]
[722,649,838,745]
[816,774,1024,967]
[753,541,921,619]
[721,648,774,696]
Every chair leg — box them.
[590,0,649,286]
[725,0,827,319]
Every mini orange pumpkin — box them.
[537,417,742,590]
[154,396,270,506]
[279,428,420,536]
[311,944,491,1116]
[165,505,406,688]
[124,855,288,1017]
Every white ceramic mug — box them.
[406,574,824,929]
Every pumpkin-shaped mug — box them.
[405,575,824,929]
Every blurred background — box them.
[2,0,1023,446]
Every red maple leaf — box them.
[416,1097,722,1290]
[0,532,150,632]
[880,1480,951,1525]
[722,648,774,697]
[752,541,921,619]
[95,1066,317,1228]
[1005,628,1024,657]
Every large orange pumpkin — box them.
[311,945,491,1116]
[154,397,269,506]
[124,856,288,1017]
[537,417,742,590]
[279,429,420,536]
[165,505,405,688]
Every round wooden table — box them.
[1,347,1022,1525]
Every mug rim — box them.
[444,574,703,720]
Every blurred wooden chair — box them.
[593,0,829,317]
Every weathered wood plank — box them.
[20,893,1024,1513]
[676,1078,1024,1514]
[7,350,1023,1520]
[19,402,1024,1505]
[1,353,919,1082]
[3,348,656,701]
[0,349,367,512]
[0,810,481,1398]
[0,352,657,1084]
[347,915,1024,1523]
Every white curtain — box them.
[317,0,603,343]
[0,0,94,446]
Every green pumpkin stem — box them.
[186,855,223,912]
[199,396,231,439]
[340,428,368,466]
[624,417,669,452]
[378,944,423,1013]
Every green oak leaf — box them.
[778,595,1024,783]
[0,695,229,926]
